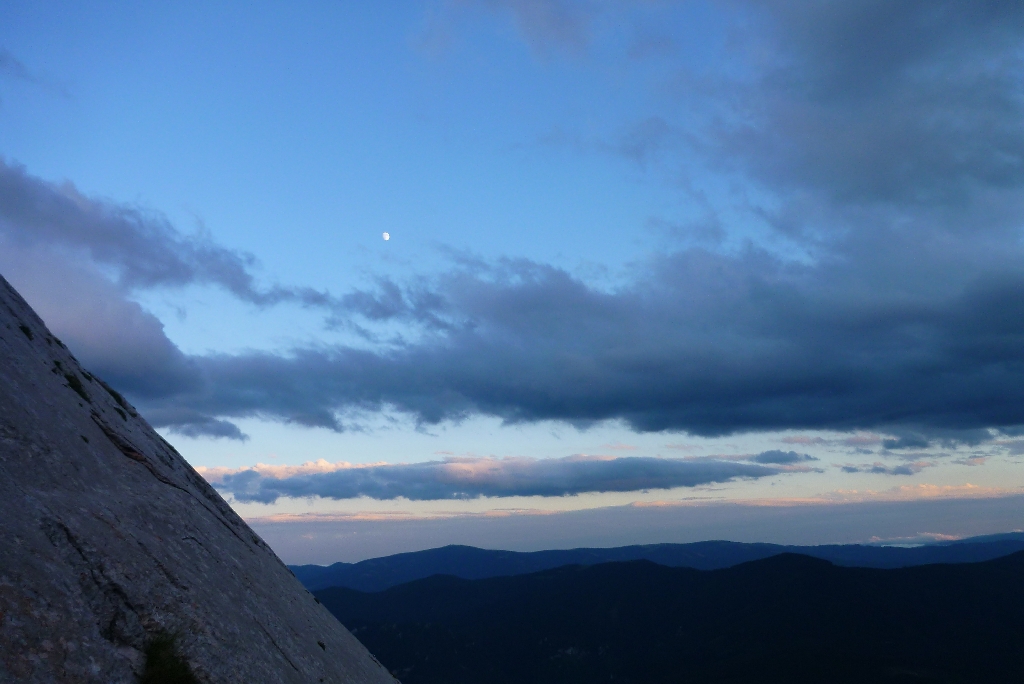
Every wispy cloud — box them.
[476,0,597,55]
[997,439,1024,456]
[0,48,33,83]
[693,450,821,472]
[630,482,1022,507]
[0,159,338,308]
[840,461,934,476]
[780,436,828,446]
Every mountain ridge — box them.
[290,533,1024,591]
[315,550,1024,683]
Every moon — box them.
[382,232,390,241]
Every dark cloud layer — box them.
[729,0,1024,205]
[213,455,779,503]
[3,2,1024,444]
[132,247,1024,440]
[750,450,817,465]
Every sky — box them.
[2,1,1024,562]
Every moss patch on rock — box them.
[140,634,199,684]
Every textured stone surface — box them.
[0,274,397,684]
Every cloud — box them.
[0,243,202,397]
[538,117,681,170]
[476,0,596,55]
[4,2,1024,445]
[883,428,993,451]
[252,488,1024,564]
[840,434,882,447]
[0,159,338,309]
[840,461,933,476]
[208,454,779,503]
[197,459,380,483]
[0,48,33,83]
[7,215,1024,441]
[867,532,964,545]
[779,436,827,446]
[882,434,931,451]
[124,246,1024,440]
[0,159,340,439]
[716,1,1024,206]
[749,450,817,465]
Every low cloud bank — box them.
[210,455,780,504]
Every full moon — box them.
[382,232,390,241]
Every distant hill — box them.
[290,532,1024,591]
[316,551,1024,683]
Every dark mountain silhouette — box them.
[0,273,395,683]
[291,533,1024,591]
[316,551,1024,684]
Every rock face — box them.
[0,274,396,684]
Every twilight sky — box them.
[2,1,1024,561]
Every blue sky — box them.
[3,1,1024,561]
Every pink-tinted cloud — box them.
[209,454,780,503]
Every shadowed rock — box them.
[0,273,397,683]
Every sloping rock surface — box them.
[0,274,396,684]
